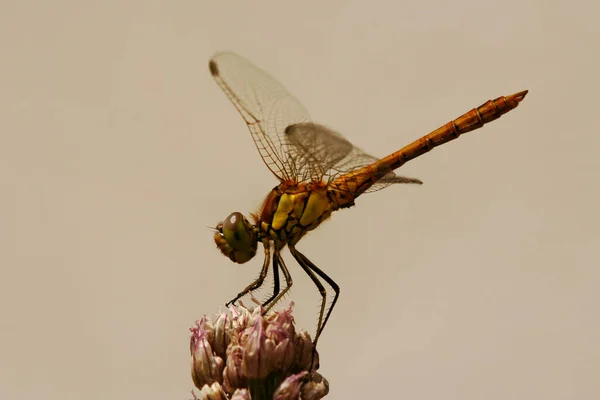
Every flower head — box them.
[190,302,329,400]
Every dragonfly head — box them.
[214,212,257,264]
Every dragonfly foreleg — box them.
[261,252,280,307]
[225,243,271,307]
[262,251,293,312]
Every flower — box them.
[190,317,225,390]
[190,302,329,400]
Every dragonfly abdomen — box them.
[333,90,528,198]
[384,90,528,172]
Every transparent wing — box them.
[286,122,422,192]
[209,52,315,182]
[209,52,421,190]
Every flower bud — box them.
[229,304,252,344]
[300,372,329,400]
[230,389,251,400]
[272,338,295,372]
[263,304,296,373]
[223,345,246,392]
[195,382,227,400]
[294,330,318,372]
[190,317,225,389]
[242,315,275,379]
[213,311,231,358]
[273,372,307,400]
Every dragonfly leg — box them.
[262,251,293,313]
[225,244,271,307]
[289,245,340,349]
[261,252,280,307]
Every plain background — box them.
[1,1,598,399]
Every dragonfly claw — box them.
[225,299,237,307]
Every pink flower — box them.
[190,302,329,400]
[190,317,225,390]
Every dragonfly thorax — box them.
[256,183,343,247]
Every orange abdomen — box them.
[331,90,528,198]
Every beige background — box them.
[1,1,598,399]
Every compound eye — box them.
[222,212,253,251]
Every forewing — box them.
[209,52,313,182]
[210,52,421,190]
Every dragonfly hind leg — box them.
[289,245,340,348]
[225,244,271,307]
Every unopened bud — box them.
[195,382,227,400]
[266,303,296,372]
[213,311,231,358]
[230,389,251,400]
[223,345,246,392]
[190,317,224,389]
[300,372,329,400]
[294,330,318,372]
[242,315,275,379]
[273,372,307,400]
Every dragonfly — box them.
[209,51,527,348]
